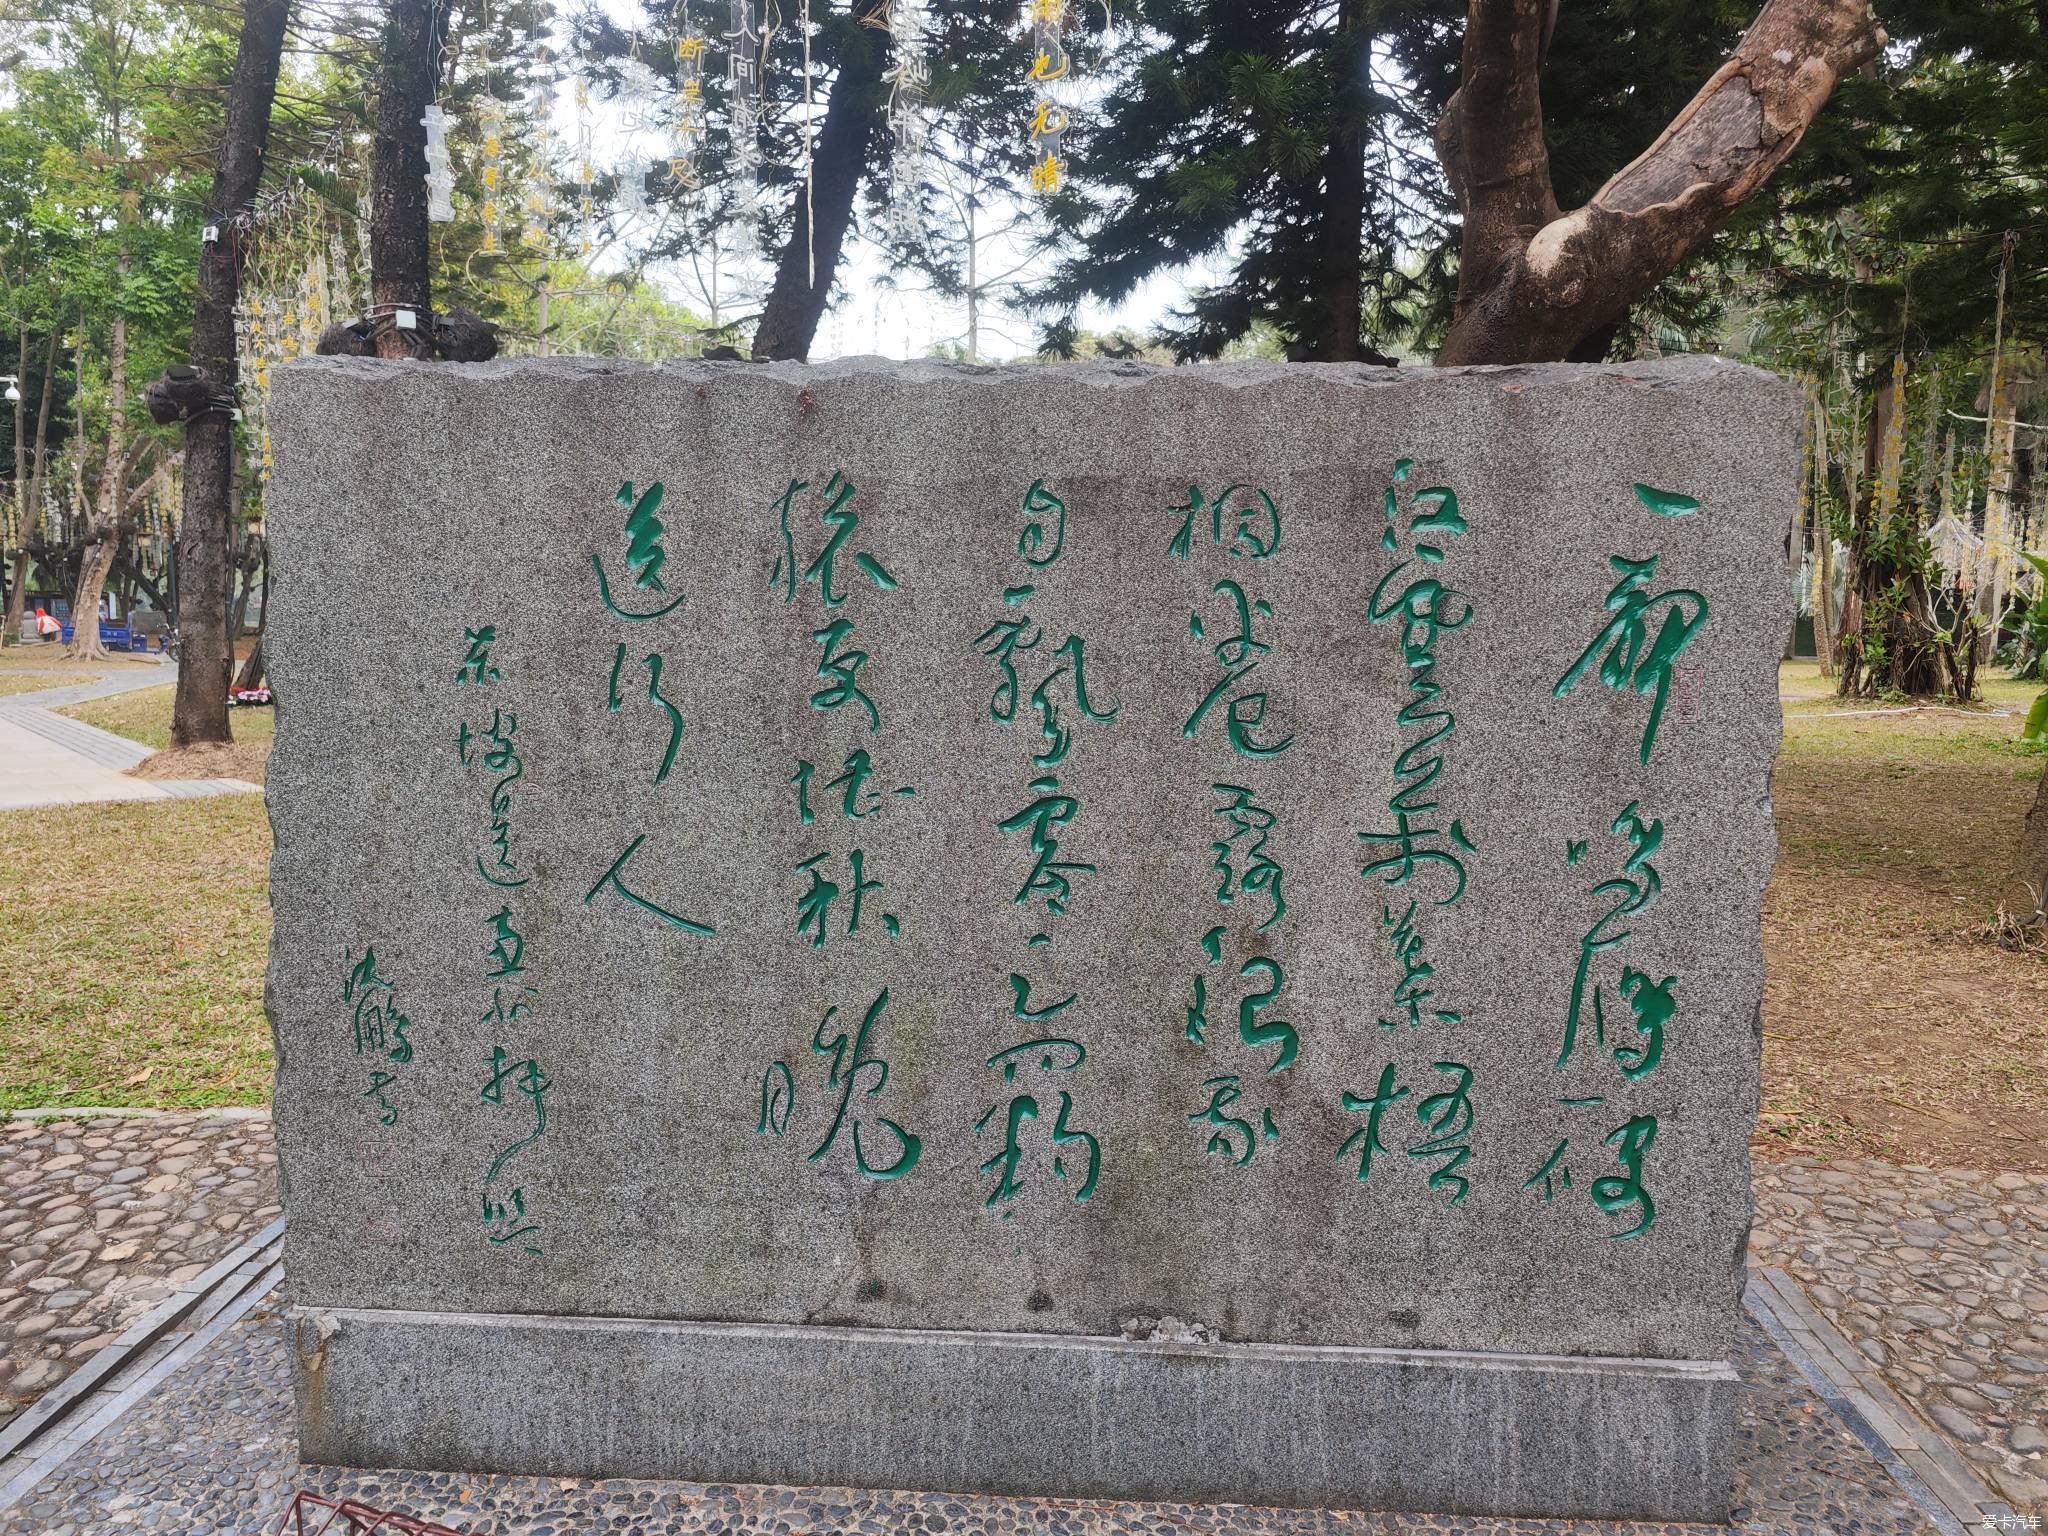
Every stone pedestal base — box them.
[286,1306,1737,1520]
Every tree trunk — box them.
[172,0,291,749]
[1837,362,1961,700]
[1809,382,1837,675]
[2015,767,2048,929]
[1980,405,2021,662]
[369,0,442,361]
[7,337,57,646]
[750,0,890,362]
[10,326,25,564]
[234,631,266,691]
[67,279,130,661]
[28,330,56,528]
[1,551,26,644]
[1307,0,1369,361]
[228,530,259,640]
[114,553,166,615]
[1813,516,1837,678]
[1434,0,1884,367]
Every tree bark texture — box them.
[1435,0,1885,366]
[28,330,56,530]
[234,630,266,691]
[1,551,26,642]
[1813,470,1837,679]
[11,327,25,559]
[66,286,129,661]
[2015,767,2048,928]
[3,336,57,647]
[1836,366,1966,699]
[751,0,889,362]
[370,0,442,361]
[1306,0,1371,361]
[173,0,291,748]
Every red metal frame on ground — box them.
[271,1489,476,1536]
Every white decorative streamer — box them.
[882,0,928,242]
[725,0,763,269]
[1026,0,1069,194]
[671,6,708,191]
[422,104,455,222]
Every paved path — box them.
[1752,1159,2048,1509]
[0,666,260,810]
[0,1113,279,1429]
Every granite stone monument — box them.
[266,355,1794,1520]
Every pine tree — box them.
[1032,0,1881,363]
[1032,0,1440,362]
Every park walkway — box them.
[0,1109,2041,1529]
[0,666,260,810]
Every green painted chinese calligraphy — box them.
[812,618,880,731]
[1560,802,1664,1070]
[620,481,669,591]
[583,834,715,935]
[1553,553,1708,765]
[1188,1075,1259,1167]
[1409,1061,1474,1205]
[1211,783,1286,932]
[1338,1064,1409,1183]
[1185,581,1292,758]
[975,1038,1098,1209]
[591,483,687,622]
[795,850,888,948]
[997,776,1096,917]
[455,626,500,685]
[1018,479,1066,568]
[1362,463,1474,908]
[807,990,922,1180]
[771,473,898,607]
[1168,484,1280,561]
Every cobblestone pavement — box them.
[0,1113,279,1430]
[0,1295,1941,1536]
[1751,1158,2048,1510]
[4,1116,2041,1521]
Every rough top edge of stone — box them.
[271,351,1791,400]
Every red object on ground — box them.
[270,1490,476,1536]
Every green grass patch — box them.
[0,796,273,1112]
[1778,659,2045,774]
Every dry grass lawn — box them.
[0,671,82,698]
[57,681,274,783]
[0,660,2042,1170]
[0,796,272,1112]
[0,648,158,675]
[1760,662,2048,1169]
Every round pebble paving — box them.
[1751,1158,2048,1510]
[0,1297,1940,1536]
[4,1114,2038,1525]
[0,1112,280,1430]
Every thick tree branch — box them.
[1437,0,1885,366]
[121,452,166,514]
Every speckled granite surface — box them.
[0,1297,1937,1536]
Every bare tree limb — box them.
[1437,0,1885,366]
